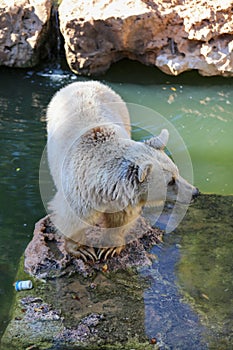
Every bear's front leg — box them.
[95,223,127,261]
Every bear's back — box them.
[47,81,131,139]
[46,81,131,190]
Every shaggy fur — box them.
[46,81,198,259]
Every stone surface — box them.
[0,0,52,67]
[24,215,163,279]
[1,215,163,350]
[4,196,230,349]
[58,0,233,76]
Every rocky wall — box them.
[0,0,233,75]
[0,0,52,67]
[59,0,233,76]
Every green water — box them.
[176,195,233,349]
[104,61,233,195]
[0,60,232,348]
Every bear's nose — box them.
[192,187,200,199]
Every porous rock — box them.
[1,216,163,349]
[0,0,52,67]
[58,0,233,76]
[24,215,163,279]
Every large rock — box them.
[24,215,162,279]
[1,215,162,349]
[0,0,52,67]
[59,0,233,76]
[4,196,229,349]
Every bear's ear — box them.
[122,161,152,183]
[138,162,153,182]
[145,129,169,150]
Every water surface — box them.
[0,61,232,348]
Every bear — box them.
[46,81,199,261]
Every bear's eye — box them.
[168,178,176,186]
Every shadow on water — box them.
[100,58,233,87]
[0,61,233,348]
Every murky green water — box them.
[0,60,232,348]
[176,194,233,349]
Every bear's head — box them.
[94,128,199,212]
[61,126,199,226]
[72,127,199,216]
[143,129,199,206]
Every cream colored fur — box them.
[46,81,197,250]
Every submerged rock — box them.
[0,0,52,67]
[59,0,233,77]
[1,215,162,349]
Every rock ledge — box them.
[0,0,52,67]
[1,215,162,350]
[59,0,233,76]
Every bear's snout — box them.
[192,187,200,199]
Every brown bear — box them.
[46,81,198,261]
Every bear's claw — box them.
[65,238,125,262]
[77,246,98,262]
[97,246,124,261]
[65,240,98,262]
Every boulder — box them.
[0,0,52,67]
[24,215,162,279]
[1,215,162,349]
[58,0,233,76]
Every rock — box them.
[1,264,153,349]
[24,216,72,279]
[1,215,163,349]
[24,215,163,279]
[58,0,233,77]
[3,196,232,349]
[0,0,52,67]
